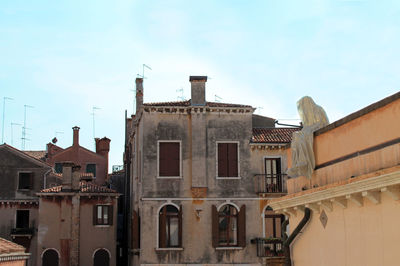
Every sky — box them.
[1,0,400,171]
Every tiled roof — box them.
[251,127,300,143]
[143,100,252,108]
[40,181,117,194]
[23,150,46,161]
[0,237,25,254]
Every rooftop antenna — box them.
[55,131,64,139]
[215,95,222,103]
[10,122,21,146]
[91,106,101,149]
[141,64,152,79]
[255,106,264,114]
[176,87,185,101]
[2,97,13,143]
[22,104,34,150]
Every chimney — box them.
[136,78,144,114]
[61,162,75,191]
[190,76,207,106]
[72,126,80,147]
[71,165,81,191]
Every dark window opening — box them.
[55,163,63,174]
[264,158,282,193]
[93,205,113,225]
[18,172,32,190]
[218,205,238,246]
[159,205,182,248]
[86,164,96,178]
[159,142,180,177]
[93,249,109,266]
[217,143,238,177]
[42,249,59,266]
[16,210,29,229]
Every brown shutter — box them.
[93,205,97,225]
[109,205,113,225]
[159,207,166,248]
[218,143,228,177]
[178,205,182,247]
[212,205,219,247]
[160,143,180,176]
[227,143,238,177]
[238,205,246,247]
[132,210,139,249]
[159,143,168,176]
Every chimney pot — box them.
[190,76,207,106]
[72,126,80,147]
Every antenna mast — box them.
[91,106,101,149]
[22,104,34,150]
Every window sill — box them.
[216,176,241,180]
[215,247,243,250]
[94,225,112,228]
[155,248,184,251]
[157,176,182,179]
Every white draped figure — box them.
[287,96,329,179]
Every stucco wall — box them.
[289,192,400,266]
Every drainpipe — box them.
[282,207,311,266]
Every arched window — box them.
[42,249,59,266]
[159,205,182,248]
[93,249,110,266]
[218,204,238,246]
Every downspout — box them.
[282,207,311,266]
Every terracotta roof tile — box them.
[0,237,25,254]
[40,181,117,193]
[23,150,46,161]
[251,127,300,143]
[143,100,252,108]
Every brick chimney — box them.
[72,126,80,147]
[61,162,75,191]
[95,137,111,178]
[190,76,207,106]
[136,78,143,114]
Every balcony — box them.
[11,228,34,238]
[251,237,284,257]
[254,173,286,194]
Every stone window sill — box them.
[155,248,184,251]
[215,246,243,250]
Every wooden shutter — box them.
[93,205,97,225]
[178,205,182,247]
[132,210,140,249]
[108,205,113,225]
[227,143,238,177]
[211,205,219,247]
[159,143,168,176]
[238,205,246,247]
[159,207,166,248]
[218,143,228,177]
[159,143,180,176]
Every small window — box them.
[159,205,182,248]
[158,142,180,177]
[86,164,96,178]
[93,205,113,226]
[18,172,32,190]
[217,143,238,177]
[55,163,63,174]
[264,158,282,193]
[16,210,30,229]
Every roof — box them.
[23,150,46,161]
[0,144,51,168]
[251,127,300,143]
[143,100,252,108]
[40,181,117,194]
[0,237,25,254]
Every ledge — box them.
[155,248,183,251]
[215,247,243,250]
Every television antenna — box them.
[215,95,222,103]
[22,104,34,150]
[176,87,185,101]
[2,97,13,143]
[138,64,152,79]
[91,106,101,148]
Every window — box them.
[55,163,63,174]
[86,164,96,178]
[158,142,180,177]
[264,206,284,254]
[16,210,29,229]
[264,158,282,192]
[93,249,110,266]
[18,172,32,190]
[217,142,239,178]
[212,204,246,248]
[158,205,182,248]
[93,205,113,226]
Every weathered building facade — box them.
[37,162,119,266]
[0,144,56,266]
[126,76,297,266]
[269,92,400,266]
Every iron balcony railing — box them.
[251,237,284,257]
[11,227,34,236]
[254,173,285,193]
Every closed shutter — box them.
[238,205,246,247]
[211,205,219,247]
[132,210,140,249]
[93,205,97,225]
[159,143,180,176]
[218,143,228,177]
[159,207,166,248]
[29,173,34,190]
[227,143,238,177]
[108,205,113,225]
[178,205,182,247]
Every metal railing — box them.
[11,228,34,236]
[254,173,285,193]
[251,237,284,257]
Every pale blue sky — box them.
[1,0,399,170]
